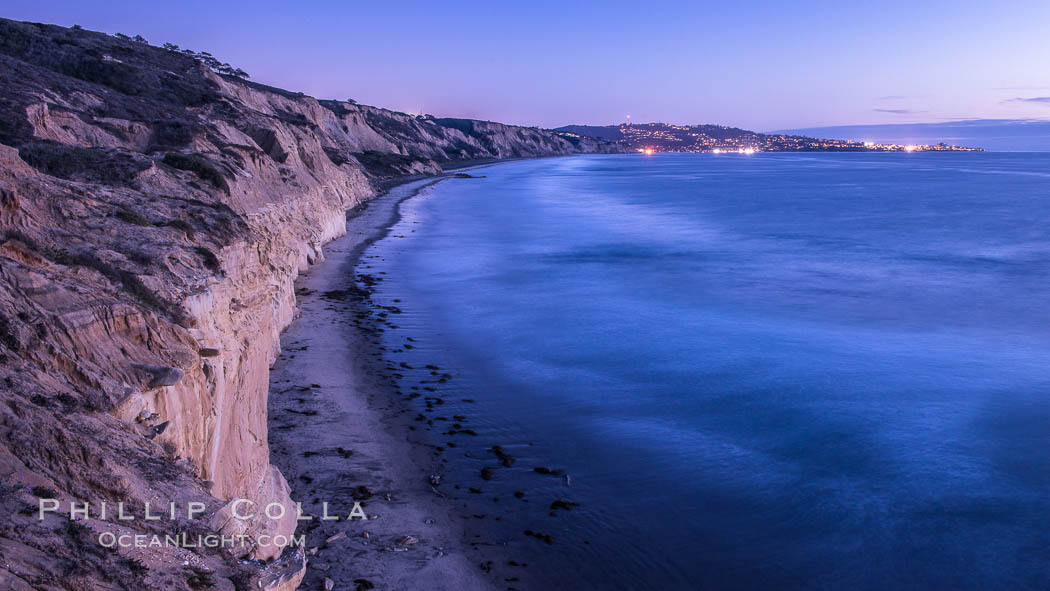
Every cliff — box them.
[0,18,623,590]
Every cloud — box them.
[877,95,907,100]
[931,117,1050,125]
[873,108,927,115]
[1002,96,1050,105]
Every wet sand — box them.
[267,176,499,591]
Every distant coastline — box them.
[556,122,983,153]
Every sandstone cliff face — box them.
[0,17,623,590]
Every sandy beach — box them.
[267,175,500,591]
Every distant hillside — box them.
[555,125,625,142]
[556,123,981,153]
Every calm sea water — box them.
[361,153,1050,590]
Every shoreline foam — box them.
[267,173,501,590]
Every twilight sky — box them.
[5,0,1050,130]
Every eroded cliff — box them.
[0,18,623,590]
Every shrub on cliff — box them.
[47,247,189,325]
[194,246,222,273]
[0,312,19,351]
[17,142,151,185]
[0,231,185,324]
[115,207,151,226]
[0,18,221,108]
[162,152,229,193]
[148,120,198,149]
[323,146,351,166]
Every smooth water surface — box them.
[362,153,1050,590]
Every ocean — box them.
[358,153,1050,590]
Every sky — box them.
[5,0,1050,130]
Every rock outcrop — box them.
[0,17,624,590]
